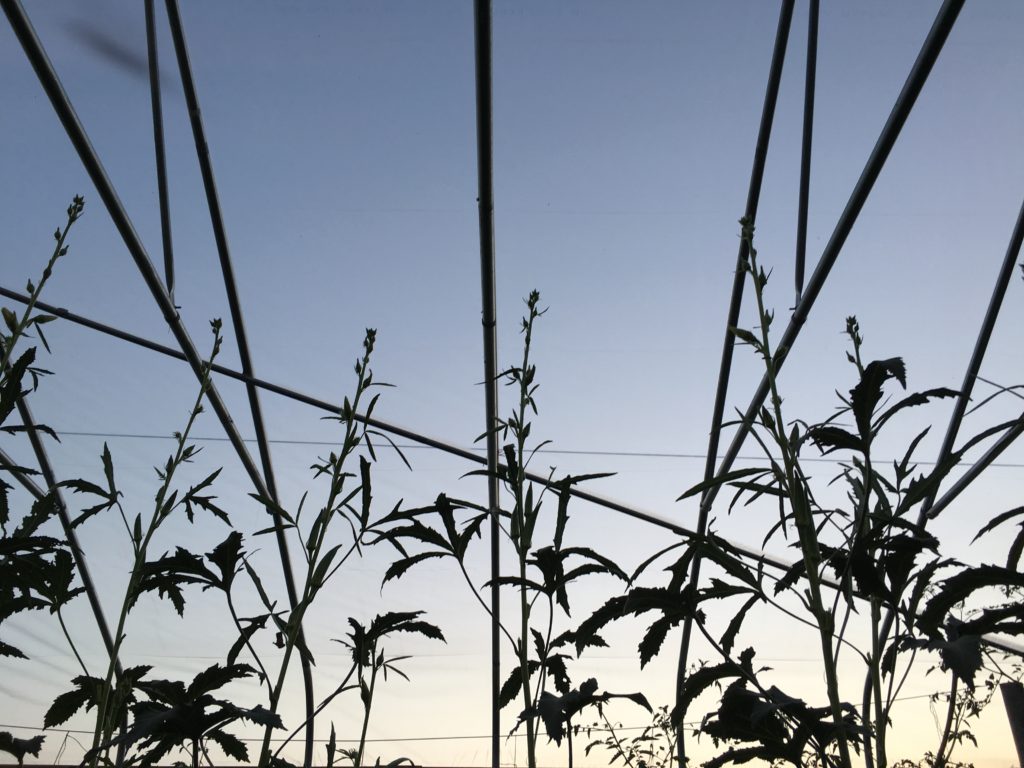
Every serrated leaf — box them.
[0,732,44,764]
[206,729,248,762]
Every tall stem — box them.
[742,223,852,768]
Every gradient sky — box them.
[2,2,1024,767]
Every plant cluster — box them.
[2,203,1022,768]
[1,200,446,768]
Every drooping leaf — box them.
[720,593,761,657]
[206,729,248,762]
[206,531,244,591]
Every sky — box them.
[2,1,1024,766]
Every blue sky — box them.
[3,2,1024,766]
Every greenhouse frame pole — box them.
[794,0,818,305]
[145,0,175,303]
[918,194,1024,520]
[161,4,315,763]
[1,0,280,592]
[11,399,122,675]
[472,2,502,767]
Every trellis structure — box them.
[2,1,1023,767]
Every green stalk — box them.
[56,605,89,677]
[933,676,959,768]
[870,600,887,768]
[511,295,541,768]
[356,653,379,768]
[741,223,852,768]
[0,197,84,374]
[258,333,374,767]
[88,331,219,765]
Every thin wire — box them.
[47,430,1024,469]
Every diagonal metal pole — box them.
[919,195,1024,521]
[145,0,175,304]
[0,0,271,501]
[701,0,965,515]
[10,399,122,675]
[860,194,1024,764]
[160,3,314,764]
[678,2,794,764]
[0,9,316,745]
[794,0,818,306]
[0,285,789,570]
[472,3,502,767]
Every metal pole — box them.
[794,0,818,305]
[1001,682,1024,768]
[0,284,812,571]
[160,3,315,762]
[144,0,175,303]
[472,2,502,766]
[0,0,272,504]
[11,399,122,674]
[701,0,965,514]
[919,194,1024,520]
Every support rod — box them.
[701,0,965,514]
[472,3,502,766]
[145,0,175,303]
[0,284,829,573]
[161,3,314,763]
[795,0,818,305]
[919,194,1024,520]
[11,399,122,675]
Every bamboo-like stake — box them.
[160,3,315,763]
[144,0,175,303]
[472,3,503,766]
[794,0,818,305]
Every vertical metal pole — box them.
[145,0,175,303]
[473,3,502,767]
[677,3,794,765]
[795,0,818,306]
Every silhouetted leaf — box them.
[851,357,906,442]
[206,531,244,591]
[721,594,761,657]
[383,551,448,583]
[227,614,269,668]
[206,729,248,762]
[0,732,44,765]
[678,468,765,502]
[0,640,26,659]
[807,425,861,454]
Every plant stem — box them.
[274,665,358,759]
[871,599,887,768]
[56,605,89,677]
[933,675,959,768]
[259,335,374,766]
[0,198,83,374]
[742,225,852,768]
[356,655,379,768]
[88,345,217,765]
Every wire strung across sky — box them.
[49,430,1024,469]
